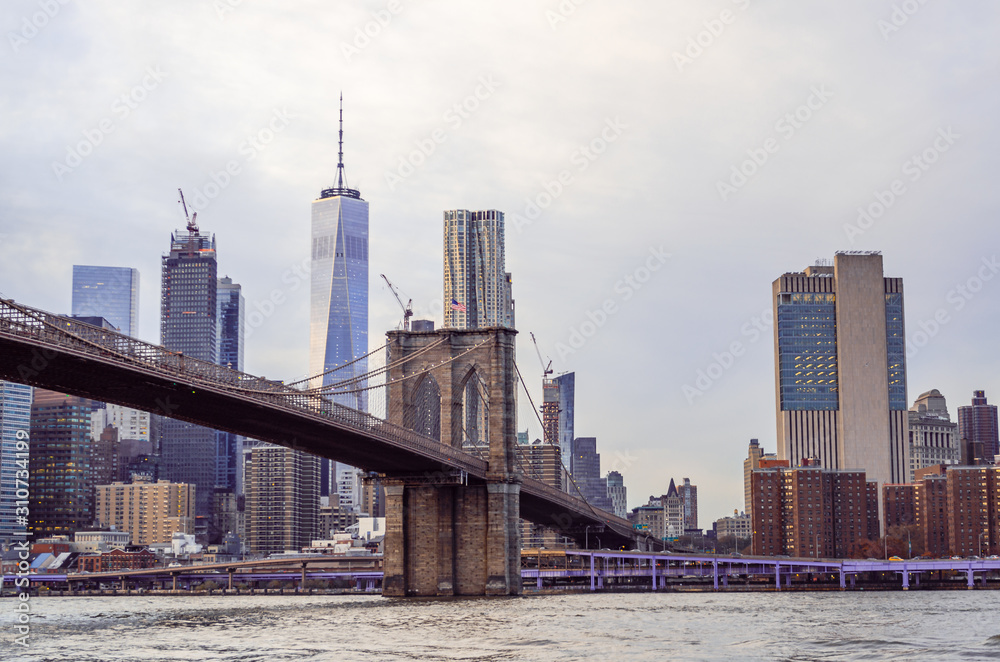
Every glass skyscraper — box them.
[71,265,139,336]
[310,99,368,499]
[160,220,219,516]
[216,276,245,494]
[0,381,32,545]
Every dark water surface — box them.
[4,591,1000,661]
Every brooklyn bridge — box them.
[0,297,657,597]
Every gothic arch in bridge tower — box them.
[383,327,521,597]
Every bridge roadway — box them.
[9,551,1000,592]
[0,298,642,548]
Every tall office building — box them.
[246,444,320,555]
[216,276,245,495]
[29,389,94,538]
[555,372,575,477]
[908,389,959,481]
[71,265,140,336]
[773,251,907,525]
[310,99,370,501]
[443,209,514,329]
[679,477,698,531]
[958,390,999,462]
[571,437,613,511]
[0,381,32,545]
[160,217,219,516]
[606,470,627,518]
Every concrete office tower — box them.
[160,217,218,517]
[958,390,999,462]
[443,209,514,329]
[245,444,320,555]
[29,390,93,538]
[908,389,959,481]
[0,381,32,545]
[71,265,140,336]
[773,251,908,525]
[216,276,245,494]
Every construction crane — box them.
[381,274,413,332]
[177,188,198,232]
[530,332,553,377]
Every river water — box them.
[3,591,1000,661]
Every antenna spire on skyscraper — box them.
[320,92,361,200]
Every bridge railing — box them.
[0,298,487,474]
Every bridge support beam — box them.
[382,478,521,597]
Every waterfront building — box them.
[442,209,513,330]
[94,477,195,545]
[606,470,627,518]
[773,252,908,527]
[751,462,878,558]
[0,381,32,545]
[245,444,320,555]
[914,467,949,556]
[29,389,94,539]
[958,391,999,462]
[159,216,220,517]
[743,439,786,524]
[883,483,917,530]
[519,437,563,548]
[71,265,139,336]
[908,389,959,481]
[715,511,752,546]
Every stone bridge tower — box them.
[382,327,521,596]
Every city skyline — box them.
[1,2,998,524]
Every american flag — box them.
[450,299,467,312]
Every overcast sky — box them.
[2,1,998,525]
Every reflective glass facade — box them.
[216,277,244,494]
[71,265,139,336]
[309,193,369,410]
[0,381,32,545]
[776,292,839,410]
[885,292,906,410]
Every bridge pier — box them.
[382,477,521,597]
